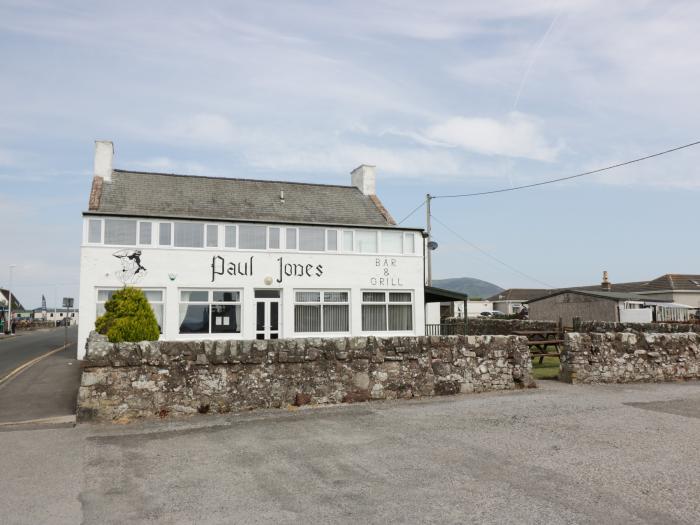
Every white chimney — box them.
[351,164,376,195]
[94,140,114,182]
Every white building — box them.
[78,141,434,358]
[446,300,493,318]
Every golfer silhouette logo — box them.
[113,249,147,284]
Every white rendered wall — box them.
[78,226,425,358]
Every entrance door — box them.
[255,290,281,340]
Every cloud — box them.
[424,112,560,161]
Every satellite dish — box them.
[427,240,438,251]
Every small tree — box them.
[95,287,160,343]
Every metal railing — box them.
[425,323,468,336]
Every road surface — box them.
[1,380,700,524]
[0,326,78,379]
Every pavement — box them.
[1,380,699,524]
[0,326,78,379]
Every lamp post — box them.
[8,265,16,334]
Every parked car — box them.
[479,311,494,317]
[490,311,507,318]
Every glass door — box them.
[255,290,281,340]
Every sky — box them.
[1,0,699,308]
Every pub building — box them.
[78,141,458,359]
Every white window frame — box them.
[158,222,173,247]
[342,230,354,252]
[206,224,219,248]
[103,218,138,246]
[86,218,103,244]
[178,288,243,336]
[268,226,281,250]
[96,287,165,334]
[293,289,350,334]
[138,221,153,246]
[380,230,403,254]
[326,229,339,252]
[360,290,414,333]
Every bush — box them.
[95,287,160,343]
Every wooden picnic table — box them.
[513,330,564,363]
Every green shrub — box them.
[95,287,160,343]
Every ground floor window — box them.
[179,289,241,334]
[96,288,165,333]
[294,290,349,333]
[362,291,413,331]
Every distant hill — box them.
[431,277,503,300]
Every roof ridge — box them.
[112,169,360,191]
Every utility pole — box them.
[425,194,432,286]
[8,265,16,334]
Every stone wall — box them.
[560,332,700,384]
[443,318,559,335]
[77,333,533,422]
[572,319,700,333]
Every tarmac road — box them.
[0,326,77,379]
[1,380,700,524]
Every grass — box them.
[531,356,561,380]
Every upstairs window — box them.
[404,233,416,254]
[159,223,172,246]
[327,230,338,251]
[286,228,297,250]
[381,231,403,254]
[174,222,204,247]
[139,222,152,245]
[239,224,266,250]
[88,219,102,243]
[206,224,218,248]
[299,227,325,251]
[343,230,354,252]
[356,230,377,253]
[269,227,281,249]
[224,225,237,248]
[104,219,137,245]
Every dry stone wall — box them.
[560,332,700,384]
[77,332,533,422]
[443,318,558,335]
[572,319,700,334]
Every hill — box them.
[431,277,503,300]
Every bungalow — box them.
[77,141,438,358]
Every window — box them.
[286,228,297,250]
[327,230,338,251]
[88,219,102,243]
[104,219,137,245]
[294,290,349,333]
[404,233,415,254]
[179,289,241,334]
[139,222,152,245]
[174,222,204,247]
[357,230,377,253]
[362,291,413,331]
[206,225,218,247]
[343,230,354,252]
[239,224,266,249]
[381,231,403,253]
[269,227,280,249]
[159,223,172,246]
[299,227,325,251]
[224,225,237,248]
[96,288,165,333]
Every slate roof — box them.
[487,289,551,302]
[87,170,401,228]
[637,274,700,291]
[526,289,672,304]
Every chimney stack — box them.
[351,164,376,195]
[94,140,114,182]
[601,271,612,291]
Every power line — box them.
[397,200,425,225]
[430,213,555,288]
[433,140,700,199]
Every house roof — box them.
[637,274,700,291]
[0,289,25,311]
[526,289,672,304]
[86,169,405,229]
[487,289,551,302]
